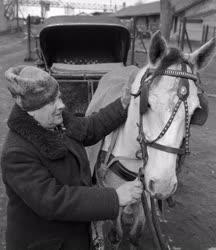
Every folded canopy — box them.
[39,16,131,68]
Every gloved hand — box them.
[120,70,137,109]
[116,178,143,206]
[121,85,131,109]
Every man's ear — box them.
[187,37,216,70]
[148,30,168,66]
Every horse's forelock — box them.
[148,47,188,88]
[155,47,186,73]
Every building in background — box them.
[114,1,160,35]
[115,0,216,44]
[171,0,216,43]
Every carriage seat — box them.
[55,56,115,65]
[51,62,124,75]
[53,50,116,65]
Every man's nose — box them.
[57,99,65,110]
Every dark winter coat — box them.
[1,98,127,250]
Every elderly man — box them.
[1,65,143,250]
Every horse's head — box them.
[130,31,216,199]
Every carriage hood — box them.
[39,16,130,68]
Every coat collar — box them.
[7,104,86,160]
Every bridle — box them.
[132,63,201,172]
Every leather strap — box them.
[96,130,121,184]
[147,142,186,155]
[99,151,137,181]
[104,130,119,165]
[109,161,137,181]
[149,68,198,81]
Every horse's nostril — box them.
[148,179,155,192]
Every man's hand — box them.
[120,70,137,109]
[121,85,131,109]
[116,178,143,206]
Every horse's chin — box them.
[146,181,178,200]
[152,193,170,200]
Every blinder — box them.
[140,84,149,115]
[139,68,151,115]
[190,92,208,125]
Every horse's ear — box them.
[148,30,168,66]
[187,37,216,70]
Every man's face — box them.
[28,92,65,129]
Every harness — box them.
[94,63,206,250]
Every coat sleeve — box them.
[82,98,127,146]
[2,146,119,222]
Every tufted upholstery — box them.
[54,51,115,65]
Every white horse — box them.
[86,31,216,250]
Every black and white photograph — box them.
[0,0,216,249]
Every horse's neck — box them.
[102,104,142,173]
[102,67,148,171]
[112,102,140,158]
[113,66,148,157]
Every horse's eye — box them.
[147,103,151,108]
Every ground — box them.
[0,31,216,250]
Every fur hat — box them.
[5,65,59,111]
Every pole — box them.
[40,1,43,18]
[205,25,209,43]
[180,17,186,51]
[131,17,136,65]
[160,0,174,42]
[24,15,34,61]
[178,21,182,47]
[185,28,192,52]
[201,25,205,44]
[16,0,19,31]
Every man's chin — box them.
[51,117,63,127]
[56,118,63,126]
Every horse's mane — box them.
[86,65,139,115]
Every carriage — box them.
[36,15,131,115]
